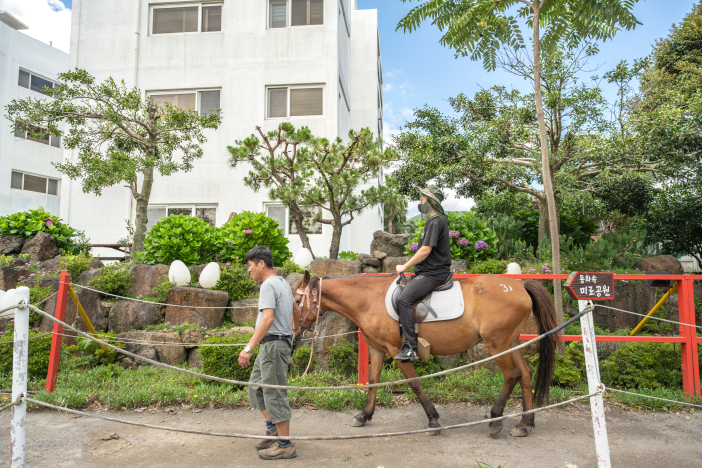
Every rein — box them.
[296,278,324,377]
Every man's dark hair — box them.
[244,246,274,269]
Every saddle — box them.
[386,273,465,324]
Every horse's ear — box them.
[303,269,311,284]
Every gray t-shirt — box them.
[256,275,294,337]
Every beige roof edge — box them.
[0,11,29,31]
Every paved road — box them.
[2,402,701,467]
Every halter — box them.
[296,278,324,331]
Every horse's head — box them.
[294,270,325,333]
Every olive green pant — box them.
[248,339,292,424]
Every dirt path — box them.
[2,402,701,468]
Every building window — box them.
[14,126,61,148]
[146,204,217,229]
[269,0,322,28]
[151,3,222,35]
[18,69,57,97]
[265,204,322,235]
[148,90,221,115]
[267,86,323,118]
[11,171,60,196]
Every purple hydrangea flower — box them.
[214,253,222,259]
[449,230,460,238]
[409,242,419,252]
[474,240,489,251]
[457,238,470,247]
[244,229,252,235]
[45,219,54,226]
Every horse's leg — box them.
[394,359,442,436]
[509,352,535,437]
[485,351,523,438]
[351,346,385,427]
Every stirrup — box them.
[394,343,418,363]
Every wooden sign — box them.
[565,271,614,301]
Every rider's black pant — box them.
[397,274,444,349]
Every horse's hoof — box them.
[427,421,442,436]
[488,425,503,437]
[350,416,366,427]
[509,426,528,437]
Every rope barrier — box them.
[0,393,23,413]
[596,304,702,330]
[25,302,594,391]
[24,391,598,441]
[606,388,702,409]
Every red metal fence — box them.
[358,273,701,396]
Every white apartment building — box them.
[0,11,69,217]
[62,0,384,259]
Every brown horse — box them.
[294,272,559,437]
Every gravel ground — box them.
[2,402,701,468]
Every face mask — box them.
[419,202,432,215]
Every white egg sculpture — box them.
[169,260,191,287]
[0,289,16,318]
[506,262,522,275]
[293,248,314,269]
[199,262,221,289]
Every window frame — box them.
[146,204,218,228]
[13,125,61,148]
[265,84,324,120]
[149,2,223,36]
[18,68,58,98]
[267,0,324,29]
[10,170,60,197]
[263,202,323,236]
[146,88,221,116]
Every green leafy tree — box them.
[380,186,408,234]
[397,0,641,320]
[5,69,221,258]
[473,189,533,219]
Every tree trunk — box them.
[536,198,549,243]
[328,218,343,260]
[288,203,316,258]
[388,217,395,235]
[131,165,155,259]
[532,10,564,336]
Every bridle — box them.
[296,278,324,332]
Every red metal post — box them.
[46,271,70,393]
[678,276,700,396]
[358,331,369,385]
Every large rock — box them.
[79,268,104,286]
[39,256,61,273]
[362,266,379,274]
[187,348,204,369]
[20,232,59,262]
[0,235,24,255]
[373,250,387,260]
[0,266,30,290]
[285,273,304,293]
[116,331,186,365]
[370,231,412,258]
[357,254,381,268]
[22,276,60,292]
[309,259,361,277]
[311,311,357,368]
[129,264,170,297]
[182,328,206,348]
[229,298,259,325]
[381,256,411,274]
[591,280,657,331]
[164,287,229,328]
[633,255,684,275]
[39,286,106,345]
[108,300,161,333]
[450,259,470,274]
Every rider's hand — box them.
[396,264,408,275]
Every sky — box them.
[3,0,698,216]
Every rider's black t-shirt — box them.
[414,216,452,282]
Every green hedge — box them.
[0,325,52,380]
[0,207,89,255]
[600,343,682,389]
[327,340,358,377]
[200,334,258,383]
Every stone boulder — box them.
[0,235,24,255]
[357,254,381,268]
[116,331,186,365]
[40,256,61,273]
[311,311,357,368]
[39,286,106,345]
[21,232,59,262]
[79,268,104,286]
[22,276,60,292]
[633,255,684,275]
[187,348,204,369]
[229,298,259,325]
[181,328,206,348]
[591,280,657,331]
[129,264,170,298]
[370,231,412,258]
[362,266,379,274]
[285,273,304,293]
[381,256,411,274]
[0,266,30,291]
[164,287,229,328]
[108,300,161,334]
[373,250,387,260]
[309,259,361,277]
[450,259,470,274]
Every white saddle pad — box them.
[385,279,465,323]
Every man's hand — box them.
[396,263,409,274]
[238,350,253,368]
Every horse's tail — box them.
[523,280,559,406]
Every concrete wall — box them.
[63,0,383,259]
[0,21,68,216]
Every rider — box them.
[394,186,451,362]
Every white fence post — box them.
[11,286,30,468]
[579,299,611,468]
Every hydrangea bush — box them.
[0,207,88,255]
[216,211,291,266]
[406,212,498,261]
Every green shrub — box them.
[200,334,258,383]
[468,258,507,275]
[281,259,303,277]
[66,331,124,367]
[508,208,596,250]
[214,262,257,301]
[407,355,444,377]
[0,255,15,268]
[338,251,358,261]
[0,207,88,255]
[88,263,133,296]
[60,251,93,281]
[0,324,52,379]
[407,212,499,261]
[524,342,584,388]
[217,211,291,267]
[27,285,55,325]
[327,339,357,377]
[600,343,682,389]
[142,215,217,266]
[289,345,317,376]
[153,275,175,303]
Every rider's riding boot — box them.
[394,342,418,363]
